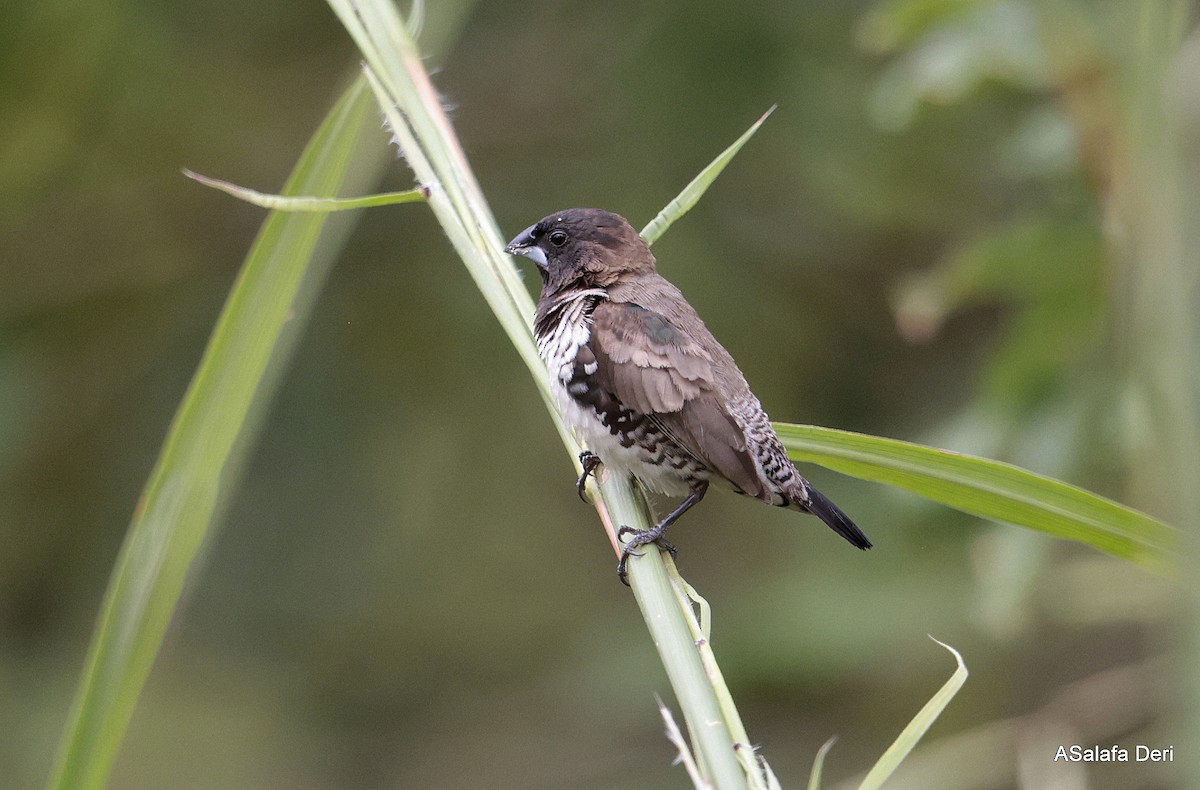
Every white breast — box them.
[537,293,693,498]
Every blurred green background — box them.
[3,0,1196,788]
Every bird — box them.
[504,208,871,582]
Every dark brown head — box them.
[504,208,656,295]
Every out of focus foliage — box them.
[2,0,1194,788]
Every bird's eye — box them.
[548,230,568,247]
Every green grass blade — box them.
[657,698,707,789]
[183,168,428,211]
[762,757,783,790]
[46,76,388,790]
[857,638,967,790]
[640,104,776,245]
[806,737,838,790]
[775,423,1179,573]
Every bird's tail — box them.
[801,482,872,550]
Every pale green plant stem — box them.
[596,474,746,788]
[322,2,759,785]
[665,560,776,788]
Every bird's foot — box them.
[576,451,602,502]
[616,524,677,586]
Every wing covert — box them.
[587,300,763,497]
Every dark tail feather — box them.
[803,483,872,550]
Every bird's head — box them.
[505,208,655,295]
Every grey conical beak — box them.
[504,224,548,268]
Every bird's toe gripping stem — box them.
[615,525,677,586]
[576,451,602,501]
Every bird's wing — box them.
[588,300,763,496]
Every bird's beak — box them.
[504,224,548,268]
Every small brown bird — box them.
[505,208,871,581]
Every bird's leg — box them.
[617,480,709,585]
[576,451,602,502]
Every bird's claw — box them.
[616,525,677,586]
[576,451,602,502]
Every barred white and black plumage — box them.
[507,208,871,579]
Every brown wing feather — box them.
[590,302,707,412]
[589,300,763,497]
